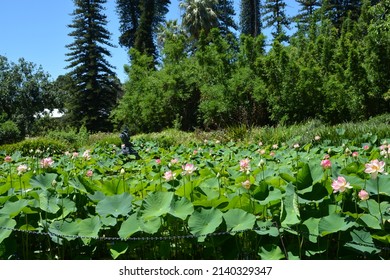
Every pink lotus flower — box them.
[4,155,12,163]
[17,164,28,175]
[163,170,176,181]
[365,159,385,179]
[363,145,370,150]
[83,149,91,160]
[86,170,93,177]
[352,151,359,157]
[321,159,332,169]
[170,158,179,165]
[155,158,161,164]
[40,157,54,168]
[323,154,330,160]
[239,158,251,173]
[182,163,196,175]
[358,190,369,201]
[242,180,251,190]
[331,176,352,193]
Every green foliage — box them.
[0,120,22,145]
[0,137,69,156]
[46,126,89,148]
[0,56,60,137]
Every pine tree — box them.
[324,0,363,31]
[116,0,170,61]
[216,0,238,36]
[240,0,261,37]
[294,0,322,31]
[116,0,141,50]
[262,0,290,40]
[65,0,121,132]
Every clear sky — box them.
[0,0,298,83]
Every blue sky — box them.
[0,0,298,83]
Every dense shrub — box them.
[46,126,89,148]
[0,120,22,145]
[0,137,69,156]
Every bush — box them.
[46,126,89,148]
[0,137,68,156]
[87,132,122,147]
[0,120,22,145]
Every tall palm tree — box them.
[179,0,219,39]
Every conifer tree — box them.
[116,0,170,61]
[240,0,261,37]
[216,0,238,36]
[65,0,121,132]
[324,0,363,31]
[262,0,290,40]
[294,0,321,31]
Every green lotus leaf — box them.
[139,216,161,234]
[340,161,365,175]
[38,191,60,214]
[296,163,313,190]
[279,172,295,184]
[101,178,125,195]
[78,216,101,240]
[141,191,174,220]
[0,199,29,218]
[319,213,355,236]
[30,173,58,190]
[68,176,88,193]
[169,196,194,220]
[0,182,12,196]
[0,217,16,243]
[118,213,142,238]
[58,198,77,219]
[258,244,285,260]
[372,233,390,244]
[264,176,286,189]
[255,220,279,237]
[49,220,79,243]
[358,200,389,220]
[366,176,390,196]
[188,207,223,242]
[345,228,381,254]
[301,217,321,243]
[357,214,382,230]
[309,161,325,184]
[198,177,220,200]
[110,242,128,259]
[101,216,117,226]
[297,182,329,202]
[223,208,256,233]
[281,183,300,227]
[95,192,133,218]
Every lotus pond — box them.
[0,136,389,259]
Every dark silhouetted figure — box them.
[119,128,140,159]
